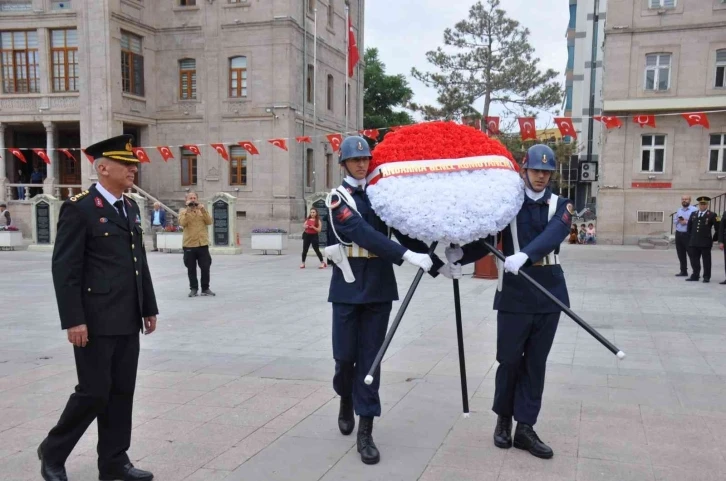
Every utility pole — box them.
[583,0,600,211]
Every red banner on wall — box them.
[631,182,672,189]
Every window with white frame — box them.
[716,50,726,89]
[641,135,666,173]
[649,0,675,8]
[645,54,671,91]
[709,134,726,172]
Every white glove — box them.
[503,252,529,275]
[445,245,464,264]
[402,250,433,272]
[438,262,462,280]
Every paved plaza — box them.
[1,241,726,481]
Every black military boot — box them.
[513,423,553,459]
[38,444,68,481]
[357,416,380,465]
[493,415,513,448]
[338,396,355,435]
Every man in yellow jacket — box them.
[179,192,214,297]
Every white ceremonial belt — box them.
[533,254,560,267]
[347,243,378,258]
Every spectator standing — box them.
[673,195,697,277]
[301,208,326,269]
[718,210,725,285]
[149,202,167,252]
[0,203,10,227]
[30,166,44,197]
[179,192,215,297]
[17,169,27,200]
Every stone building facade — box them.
[0,0,364,235]
[598,0,726,244]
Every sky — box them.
[364,0,569,126]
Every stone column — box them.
[43,121,56,195]
[0,123,6,202]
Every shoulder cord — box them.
[325,186,362,247]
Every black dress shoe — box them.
[38,444,68,481]
[513,423,553,459]
[720,280,726,285]
[188,289,198,297]
[357,416,380,465]
[675,272,688,277]
[99,463,153,481]
[686,277,699,282]
[493,415,512,448]
[338,396,355,435]
[703,279,710,284]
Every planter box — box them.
[156,232,184,252]
[0,231,23,250]
[251,233,288,255]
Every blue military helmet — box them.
[339,135,372,164]
[522,144,556,171]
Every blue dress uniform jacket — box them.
[52,184,158,335]
[326,182,441,304]
[459,189,572,313]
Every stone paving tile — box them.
[2,244,726,480]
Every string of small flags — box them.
[4,109,724,165]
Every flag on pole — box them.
[348,17,359,78]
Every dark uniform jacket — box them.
[52,184,158,336]
[459,189,572,313]
[719,211,726,245]
[687,209,717,248]
[327,181,442,304]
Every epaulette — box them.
[69,190,90,202]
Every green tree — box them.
[410,0,561,123]
[363,48,415,131]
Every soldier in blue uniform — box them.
[325,136,440,465]
[440,144,572,459]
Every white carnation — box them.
[367,169,524,245]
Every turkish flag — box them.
[681,112,710,128]
[82,149,94,164]
[348,17,360,78]
[183,144,201,155]
[518,117,537,141]
[132,147,151,163]
[59,148,76,163]
[268,139,288,151]
[593,115,623,129]
[238,141,259,155]
[633,115,656,128]
[210,143,229,161]
[554,117,578,139]
[485,117,500,135]
[157,146,174,162]
[9,148,27,163]
[32,148,51,165]
[327,134,343,152]
[360,129,380,140]
[295,136,312,144]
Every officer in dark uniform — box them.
[718,210,726,285]
[326,136,440,465]
[38,135,158,481]
[440,144,571,459]
[686,196,717,283]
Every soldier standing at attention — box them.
[686,196,718,283]
[440,144,572,460]
[326,136,438,465]
[38,135,158,481]
[718,209,726,285]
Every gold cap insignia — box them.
[125,141,133,152]
[542,154,548,164]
